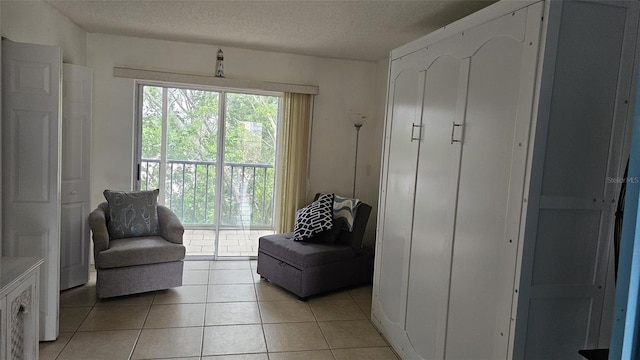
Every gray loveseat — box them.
[257,201,374,300]
[89,202,186,298]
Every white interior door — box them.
[60,63,92,290]
[1,39,61,341]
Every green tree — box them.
[140,85,278,227]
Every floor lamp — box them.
[352,115,366,198]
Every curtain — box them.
[274,93,313,233]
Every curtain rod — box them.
[113,67,319,95]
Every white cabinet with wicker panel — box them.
[0,257,43,360]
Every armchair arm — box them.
[157,205,184,244]
[88,202,110,252]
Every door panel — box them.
[405,54,466,360]
[517,2,638,358]
[2,39,61,341]
[219,92,278,257]
[60,63,92,290]
[445,36,523,359]
[375,49,426,331]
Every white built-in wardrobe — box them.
[372,1,639,359]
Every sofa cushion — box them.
[306,218,346,244]
[97,236,186,269]
[104,189,160,239]
[258,233,354,269]
[294,193,334,241]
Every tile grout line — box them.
[53,291,96,360]
[253,267,271,356]
[306,289,334,358]
[307,295,337,358]
[128,291,155,360]
[200,260,212,358]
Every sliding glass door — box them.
[137,83,279,258]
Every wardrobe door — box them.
[404,53,468,360]
[444,4,542,359]
[373,48,426,343]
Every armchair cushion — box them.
[96,236,186,269]
[103,189,160,239]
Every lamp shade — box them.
[350,113,367,126]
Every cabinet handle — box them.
[411,123,421,142]
[451,122,462,144]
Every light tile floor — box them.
[43,261,398,360]
[184,229,275,257]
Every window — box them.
[136,83,280,258]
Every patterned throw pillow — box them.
[293,193,334,241]
[103,189,160,239]
[333,194,361,231]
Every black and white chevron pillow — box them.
[293,193,334,241]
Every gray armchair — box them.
[89,202,186,298]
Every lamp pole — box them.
[353,123,363,198]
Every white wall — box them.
[0,0,389,245]
[360,57,390,246]
[1,0,87,66]
[87,33,384,243]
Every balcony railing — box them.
[140,159,275,228]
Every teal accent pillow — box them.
[103,189,160,239]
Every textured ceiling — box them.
[45,0,495,62]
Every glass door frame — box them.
[134,80,282,260]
